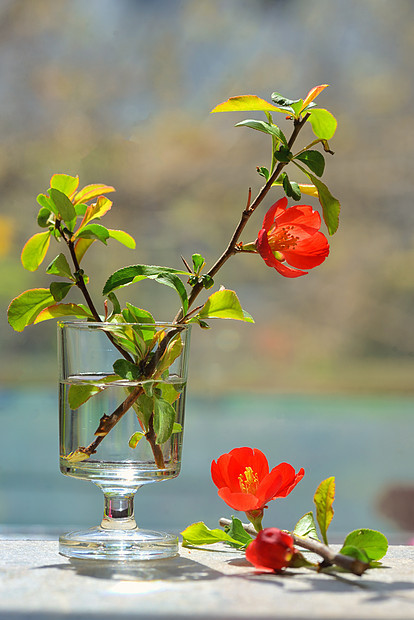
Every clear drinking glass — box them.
[58,320,191,560]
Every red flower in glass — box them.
[256,196,330,278]
[246,527,295,572]
[211,447,304,514]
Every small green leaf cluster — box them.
[8,174,134,332]
[293,476,388,567]
[212,85,340,235]
[187,254,214,290]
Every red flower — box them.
[246,527,295,572]
[211,447,304,529]
[256,196,329,278]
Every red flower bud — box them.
[245,527,295,572]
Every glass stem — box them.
[100,492,138,531]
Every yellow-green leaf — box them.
[340,529,388,562]
[46,253,73,279]
[7,288,55,332]
[74,238,94,263]
[33,303,93,324]
[50,173,79,198]
[307,108,337,140]
[73,183,115,206]
[314,476,335,545]
[156,332,183,376]
[68,383,103,409]
[181,522,244,548]
[199,289,254,322]
[211,95,284,114]
[300,84,328,112]
[21,231,51,271]
[65,449,90,463]
[49,188,76,223]
[129,431,145,449]
[108,229,136,249]
[77,196,113,229]
[272,181,319,198]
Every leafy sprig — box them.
[182,476,389,576]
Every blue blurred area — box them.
[0,388,412,540]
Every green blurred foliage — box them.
[1,0,414,392]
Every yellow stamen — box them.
[238,467,259,494]
[268,225,299,252]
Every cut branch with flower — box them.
[8,84,340,466]
[182,448,389,578]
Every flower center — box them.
[268,225,299,252]
[238,467,259,494]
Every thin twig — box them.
[218,518,369,576]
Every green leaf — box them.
[50,281,73,302]
[46,253,73,279]
[295,150,325,177]
[33,303,93,324]
[314,477,335,545]
[7,288,55,332]
[235,119,288,145]
[75,203,88,217]
[106,292,121,317]
[107,229,136,249]
[49,188,76,223]
[172,422,182,433]
[192,253,205,273]
[102,265,189,315]
[50,173,79,198]
[21,231,51,271]
[271,92,301,116]
[198,289,254,323]
[224,516,253,548]
[153,396,176,444]
[293,512,320,541]
[340,545,370,564]
[157,333,184,375]
[307,108,337,140]
[159,381,182,404]
[37,207,52,228]
[257,166,270,181]
[340,529,388,562]
[121,304,155,325]
[181,522,246,548]
[68,383,103,409]
[274,146,292,163]
[308,174,340,235]
[110,324,148,359]
[129,431,145,449]
[113,359,142,381]
[293,163,340,235]
[281,172,301,201]
[73,183,115,205]
[211,95,284,114]
[132,392,155,430]
[201,274,214,290]
[37,193,59,216]
[75,223,110,244]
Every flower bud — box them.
[245,527,294,572]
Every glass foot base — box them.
[59,526,179,560]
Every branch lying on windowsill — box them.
[218,518,370,576]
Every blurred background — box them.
[0,0,413,542]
